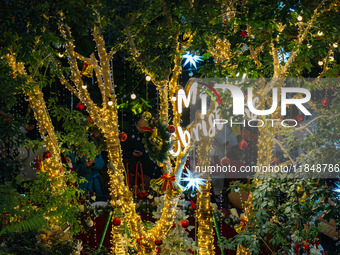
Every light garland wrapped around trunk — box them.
[60,16,190,254]
[196,137,215,255]
[4,54,64,186]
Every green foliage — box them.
[0,170,84,236]
[0,231,75,255]
[220,177,340,254]
[49,104,104,161]
[142,118,173,163]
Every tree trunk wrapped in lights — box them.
[60,18,190,254]
[4,54,64,184]
[206,1,332,254]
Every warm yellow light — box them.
[131,93,136,100]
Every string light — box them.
[146,75,151,81]
[297,16,303,21]
[317,31,323,36]
[334,42,338,48]
[307,44,312,49]
[318,61,323,66]
[131,93,136,100]
[108,100,113,106]
[82,85,87,89]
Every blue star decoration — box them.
[182,167,207,192]
[334,183,340,198]
[182,51,203,70]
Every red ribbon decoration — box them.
[240,218,248,231]
[160,174,175,191]
[190,200,196,209]
[141,126,153,132]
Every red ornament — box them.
[113,218,121,226]
[154,238,163,246]
[333,86,337,90]
[76,103,85,111]
[156,247,161,254]
[171,222,176,229]
[138,193,144,199]
[189,249,194,254]
[180,220,189,228]
[240,31,248,38]
[87,116,93,123]
[143,192,148,198]
[93,133,98,138]
[272,158,279,165]
[296,114,304,122]
[168,125,176,134]
[321,97,330,106]
[220,157,230,166]
[119,132,127,142]
[43,151,51,159]
[239,140,248,150]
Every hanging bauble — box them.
[296,114,304,122]
[113,218,121,226]
[272,158,279,165]
[221,157,230,166]
[119,132,127,142]
[239,140,248,150]
[76,103,85,111]
[86,218,93,227]
[156,247,161,254]
[321,97,330,106]
[168,125,176,134]
[154,238,163,246]
[142,111,152,121]
[93,133,98,138]
[180,220,189,228]
[297,186,304,195]
[43,151,51,159]
[234,186,240,192]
